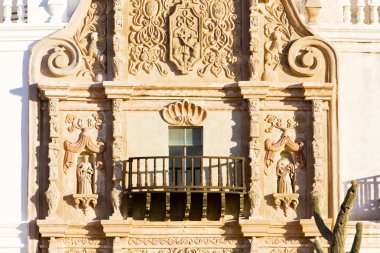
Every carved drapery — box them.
[247,98,262,217]
[45,99,61,218]
[311,100,325,207]
[63,130,105,174]
[111,99,124,219]
[161,100,207,126]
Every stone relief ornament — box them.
[262,1,298,82]
[73,1,107,81]
[169,0,202,74]
[128,0,170,76]
[65,113,104,133]
[161,100,207,126]
[197,0,238,78]
[264,114,305,217]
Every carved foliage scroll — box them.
[128,0,170,76]
[169,1,202,74]
[197,0,238,78]
[162,100,207,126]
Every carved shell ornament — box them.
[161,100,207,126]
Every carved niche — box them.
[264,114,306,217]
[63,113,106,214]
[161,100,207,126]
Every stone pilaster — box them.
[247,98,262,217]
[45,98,61,219]
[113,0,126,80]
[311,99,325,207]
[111,99,124,219]
[249,0,260,81]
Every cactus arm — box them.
[349,223,362,253]
[332,181,358,250]
[314,238,326,253]
[313,197,333,242]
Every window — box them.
[169,127,202,186]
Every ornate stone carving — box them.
[111,99,124,219]
[127,237,244,246]
[65,113,104,133]
[273,193,299,217]
[73,1,107,81]
[264,114,305,175]
[46,98,61,218]
[311,100,325,208]
[113,0,126,80]
[161,100,207,126]
[128,0,170,76]
[262,1,297,82]
[249,0,260,81]
[169,1,202,74]
[247,98,262,217]
[73,194,98,215]
[47,40,81,78]
[197,0,238,78]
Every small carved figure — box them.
[77,155,94,194]
[276,157,295,194]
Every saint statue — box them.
[77,155,94,195]
[276,157,296,194]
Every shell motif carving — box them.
[162,100,207,126]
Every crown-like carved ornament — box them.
[161,100,207,126]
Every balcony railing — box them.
[123,156,246,220]
[124,156,246,193]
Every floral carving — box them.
[127,237,244,246]
[128,0,170,75]
[161,100,207,126]
[169,1,202,74]
[262,2,297,81]
[198,0,238,78]
[45,183,60,217]
[73,1,107,81]
[249,0,260,80]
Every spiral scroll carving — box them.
[288,37,337,83]
[47,39,81,77]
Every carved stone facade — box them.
[29,0,337,252]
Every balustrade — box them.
[342,0,380,25]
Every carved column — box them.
[248,98,262,217]
[45,98,61,219]
[249,0,260,81]
[311,100,325,207]
[113,0,125,80]
[110,99,124,219]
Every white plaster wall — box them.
[0,25,64,253]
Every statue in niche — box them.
[276,157,296,194]
[77,154,94,195]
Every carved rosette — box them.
[169,1,202,74]
[162,100,207,126]
[249,0,260,81]
[111,99,124,219]
[311,100,325,207]
[247,98,262,217]
[113,0,125,80]
[46,99,61,218]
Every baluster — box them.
[242,158,246,189]
[145,159,148,187]
[181,157,185,187]
[137,159,141,187]
[128,160,132,189]
[218,158,222,187]
[3,0,12,23]
[209,158,212,187]
[226,159,230,187]
[163,158,166,187]
[370,2,379,24]
[342,0,352,23]
[191,158,194,187]
[234,159,238,187]
[200,158,203,187]
[356,0,365,24]
[153,158,157,187]
[172,158,175,187]
[17,0,25,23]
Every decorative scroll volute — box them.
[162,100,207,126]
[169,1,202,74]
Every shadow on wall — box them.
[343,175,380,221]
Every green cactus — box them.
[312,180,362,253]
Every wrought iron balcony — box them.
[123,156,247,220]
